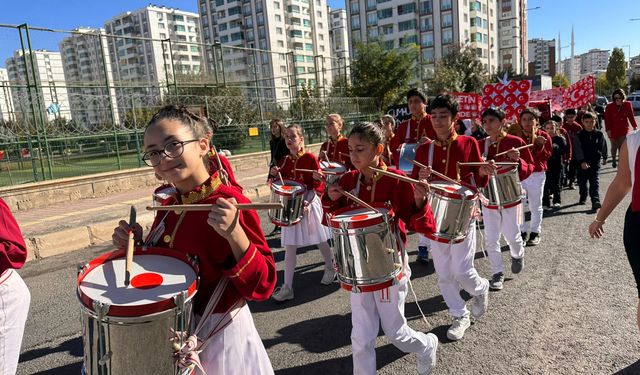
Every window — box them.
[191,46,200,52]
[422,48,434,63]
[257,13,265,25]
[366,0,376,10]
[290,29,302,37]
[174,25,186,32]
[367,12,377,26]
[397,3,415,15]
[420,0,432,14]
[159,33,167,39]
[305,43,313,51]
[351,15,360,29]
[290,17,301,26]
[377,8,393,19]
[303,19,311,27]
[470,1,480,11]
[441,0,452,10]
[220,35,229,43]
[383,40,394,50]
[277,40,284,48]
[420,16,433,31]
[379,24,394,35]
[228,6,241,16]
[351,30,361,43]
[350,1,359,13]
[306,56,313,62]
[296,79,306,86]
[442,29,453,44]
[219,23,227,31]
[441,13,452,28]
[294,55,305,62]
[296,67,305,73]
[287,5,300,13]
[275,14,282,21]
[216,0,224,6]
[231,32,243,41]
[317,10,322,17]
[482,19,488,29]
[158,23,165,29]
[400,35,417,46]
[421,32,433,47]
[173,15,185,22]
[398,19,416,32]
[368,27,379,38]
[274,1,280,8]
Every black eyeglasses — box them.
[614,96,623,100]
[142,139,199,167]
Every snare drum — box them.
[398,143,419,173]
[328,203,402,293]
[427,181,478,244]
[320,160,347,185]
[77,247,199,375]
[481,165,523,209]
[268,179,306,226]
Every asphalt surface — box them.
[15,141,640,375]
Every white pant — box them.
[520,171,546,234]
[351,269,435,375]
[430,222,489,318]
[418,234,430,248]
[482,204,525,275]
[0,269,30,375]
[196,303,274,375]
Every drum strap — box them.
[483,137,491,159]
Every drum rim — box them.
[328,203,393,229]
[495,165,519,175]
[430,180,479,200]
[269,179,306,196]
[77,247,199,317]
[319,160,346,173]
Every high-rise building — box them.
[0,68,15,122]
[60,28,120,129]
[497,0,527,74]
[5,50,72,122]
[346,0,499,79]
[560,56,581,84]
[579,48,609,75]
[527,38,556,76]
[328,7,350,82]
[104,5,204,94]
[198,0,333,103]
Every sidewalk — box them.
[13,164,272,261]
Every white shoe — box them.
[320,267,337,285]
[446,314,471,341]
[272,284,294,302]
[417,333,438,375]
[471,289,489,319]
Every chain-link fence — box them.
[0,24,379,187]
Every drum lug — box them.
[77,263,87,276]
[97,351,112,366]
[352,285,361,293]
[93,300,110,319]
[174,290,188,313]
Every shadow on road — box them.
[20,336,83,363]
[31,362,83,375]
[612,359,640,375]
[263,313,352,352]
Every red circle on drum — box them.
[351,214,369,221]
[444,186,457,192]
[131,272,164,289]
[280,185,293,191]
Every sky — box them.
[0,0,639,68]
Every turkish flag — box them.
[562,76,596,109]
[481,79,531,118]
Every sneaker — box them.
[489,272,505,291]
[417,333,438,375]
[527,232,541,246]
[320,267,337,285]
[417,246,430,264]
[567,183,576,190]
[446,314,471,341]
[543,205,552,211]
[511,257,524,274]
[521,232,528,243]
[553,203,561,208]
[471,289,489,319]
[272,284,294,302]
[592,202,602,211]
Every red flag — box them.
[562,76,596,109]
[451,92,482,119]
[481,79,531,120]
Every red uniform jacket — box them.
[149,173,276,315]
[390,114,435,165]
[558,127,572,162]
[276,151,324,193]
[410,133,489,188]
[605,101,638,138]
[319,136,352,170]
[208,148,242,191]
[321,163,436,242]
[516,129,553,173]
[0,198,27,274]
[478,134,534,181]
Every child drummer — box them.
[269,124,336,302]
[113,105,276,374]
[478,107,534,291]
[320,113,352,169]
[323,122,438,375]
[410,94,494,341]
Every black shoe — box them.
[527,232,541,246]
[417,246,430,265]
[612,160,617,168]
[511,257,524,274]
[521,232,528,243]
[578,199,586,205]
[268,226,281,236]
[592,202,602,211]
[489,272,505,291]
[567,183,576,190]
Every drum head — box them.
[431,181,477,199]
[78,248,198,317]
[330,205,391,229]
[271,179,305,194]
[320,160,346,174]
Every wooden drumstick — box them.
[493,144,534,158]
[277,170,284,183]
[295,168,339,175]
[368,167,429,187]
[146,203,284,212]
[212,145,228,186]
[124,206,136,287]
[340,190,380,214]
[456,162,519,167]
[408,159,461,185]
[321,149,334,168]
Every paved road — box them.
[15,146,640,375]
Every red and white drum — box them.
[319,160,347,185]
[481,165,523,209]
[77,247,199,375]
[328,203,402,293]
[427,181,478,244]
[268,179,306,226]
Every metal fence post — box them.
[131,97,142,167]
[99,33,122,169]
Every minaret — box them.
[570,25,575,83]
[557,31,562,75]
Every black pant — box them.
[566,158,578,185]
[577,165,601,204]
[624,207,640,298]
[543,165,562,206]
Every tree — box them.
[630,73,640,92]
[595,75,611,96]
[350,40,419,111]
[427,44,488,95]
[606,47,628,92]
[552,73,570,88]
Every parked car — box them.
[627,95,640,111]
